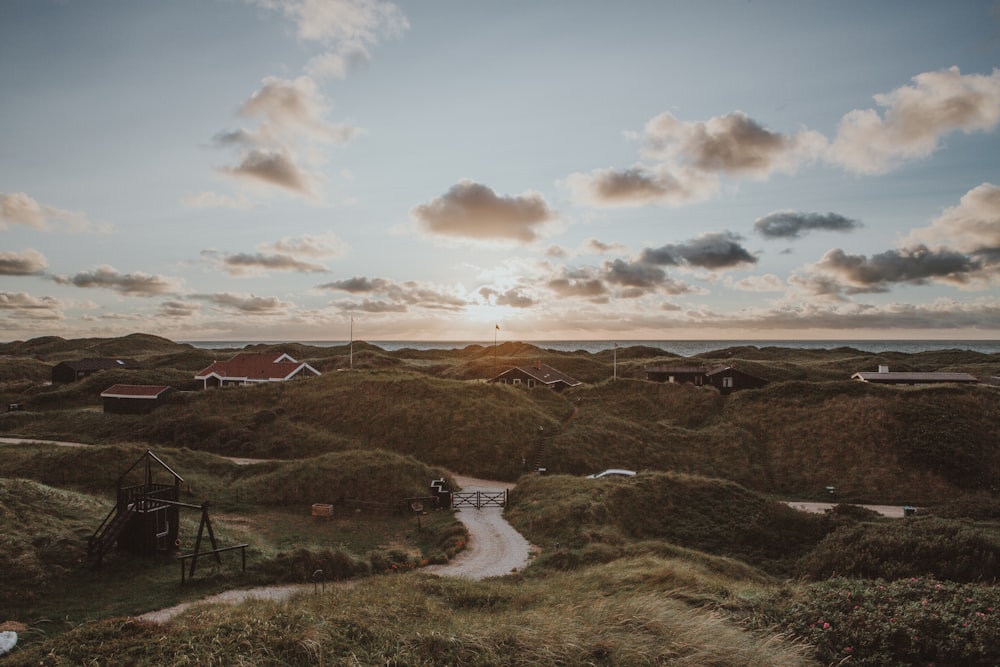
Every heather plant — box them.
[755,576,1000,666]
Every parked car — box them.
[585,469,636,479]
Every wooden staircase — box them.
[86,504,135,567]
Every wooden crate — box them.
[311,503,333,517]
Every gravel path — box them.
[785,501,911,518]
[423,475,534,580]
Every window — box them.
[527,379,536,388]
[513,379,521,385]
[722,377,734,388]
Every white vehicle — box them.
[586,469,636,479]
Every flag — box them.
[496,323,500,331]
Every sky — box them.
[2,0,1000,343]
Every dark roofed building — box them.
[101,384,176,414]
[644,363,767,395]
[52,358,143,384]
[194,352,320,389]
[851,365,979,385]
[491,362,582,391]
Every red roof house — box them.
[194,352,320,389]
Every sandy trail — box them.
[423,475,534,580]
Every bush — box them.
[757,577,1000,666]
[798,517,1000,582]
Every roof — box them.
[101,384,174,399]
[57,358,142,371]
[644,365,709,374]
[496,363,582,387]
[195,352,320,382]
[852,371,980,383]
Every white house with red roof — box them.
[194,352,321,389]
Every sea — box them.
[184,339,1000,356]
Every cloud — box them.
[158,300,200,318]
[214,76,361,199]
[729,274,786,292]
[193,292,290,314]
[565,164,718,208]
[904,182,1000,259]
[220,252,328,276]
[545,260,694,301]
[262,232,348,258]
[754,210,863,239]
[219,148,319,196]
[479,286,537,308]
[412,180,559,243]
[0,249,48,275]
[643,111,827,177]
[0,291,63,318]
[828,67,1000,174]
[53,265,180,297]
[641,232,757,270]
[0,192,107,232]
[181,191,256,210]
[253,0,408,45]
[811,246,983,294]
[318,275,468,311]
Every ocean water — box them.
[185,339,1000,356]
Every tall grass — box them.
[8,561,816,667]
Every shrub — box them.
[757,577,1000,666]
[798,517,1000,582]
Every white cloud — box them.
[828,67,1000,174]
[0,248,48,275]
[0,192,109,232]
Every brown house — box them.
[491,362,582,391]
[644,364,768,395]
[101,384,176,414]
[52,357,142,384]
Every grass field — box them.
[2,334,1000,665]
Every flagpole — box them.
[493,324,498,380]
[613,342,617,381]
[349,316,354,370]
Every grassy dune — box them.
[3,335,1000,665]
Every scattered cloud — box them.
[219,252,328,276]
[412,180,559,243]
[0,291,63,318]
[565,164,718,208]
[251,0,408,46]
[809,246,983,294]
[754,210,863,239]
[643,111,827,177]
[262,232,348,258]
[0,248,48,275]
[318,275,468,311]
[641,232,757,270]
[828,67,1000,174]
[904,182,1000,259]
[728,273,786,292]
[181,191,257,210]
[479,286,537,308]
[214,76,361,199]
[157,300,201,318]
[52,265,181,297]
[192,292,290,314]
[0,192,108,232]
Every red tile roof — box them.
[195,352,319,382]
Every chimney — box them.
[878,365,889,374]
[535,359,541,369]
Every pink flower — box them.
[823,622,831,630]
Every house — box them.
[491,362,582,391]
[51,357,142,384]
[194,352,320,389]
[101,384,176,414]
[851,365,980,385]
[644,364,768,395]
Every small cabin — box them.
[644,363,768,395]
[491,362,582,391]
[101,384,176,414]
[851,365,980,385]
[52,358,142,384]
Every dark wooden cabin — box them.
[52,357,142,384]
[101,384,175,414]
[644,363,768,395]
